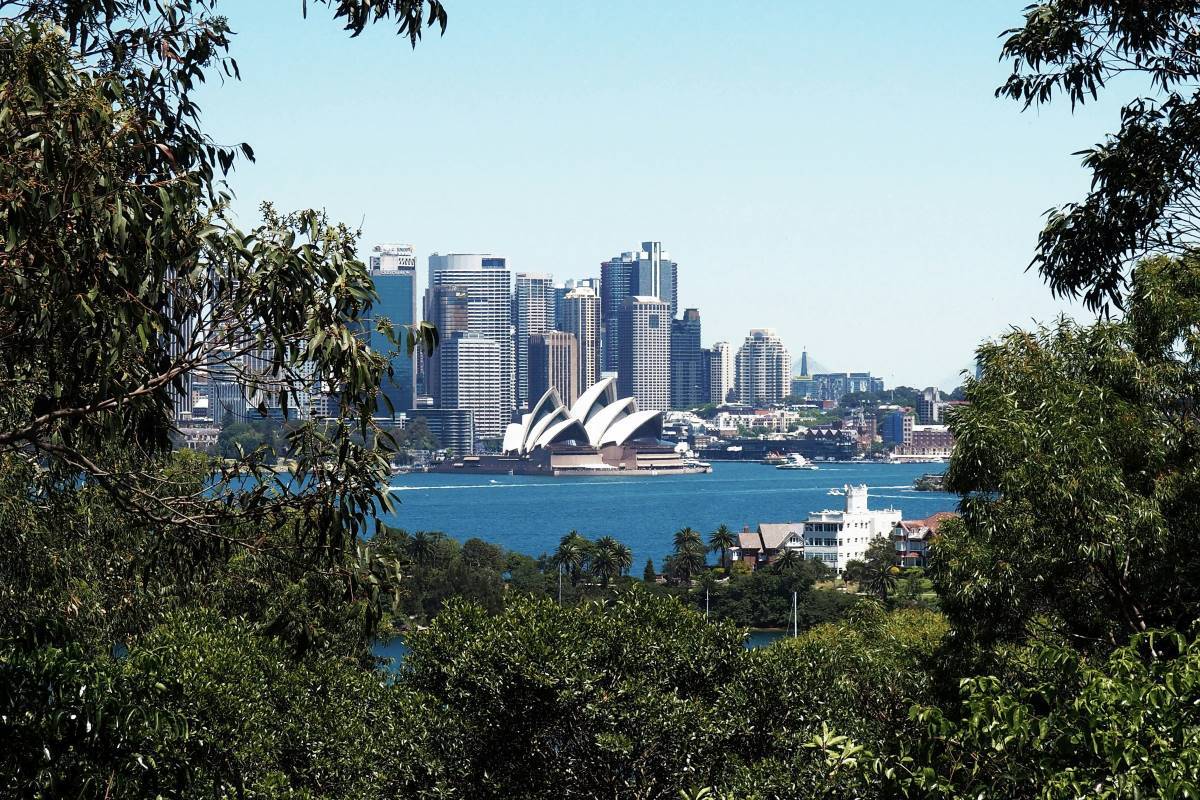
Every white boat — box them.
[776,454,818,471]
[827,487,843,496]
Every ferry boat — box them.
[776,453,818,470]
[761,451,788,465]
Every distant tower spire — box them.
[800,348,808,378]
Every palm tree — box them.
[613,541,633,578]
[708,524,737,574]
[590,536,634,587]
[669,539,708,585]
[771,548,804,575]
[590,536,619,586]
[673,526,704,553]
[866,563,900,601]
[552,530,590,586]
[406,530,437,566]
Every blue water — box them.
[380,461,955,570]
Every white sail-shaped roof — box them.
[501,422,526,453]
[501,380,664,455]
[524,405,567,453]
[535,416,589,449]
[600,409,663,446]
[569,377,617,425]
[583,396,636,446]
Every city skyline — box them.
[197,1,1119,388]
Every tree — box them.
[996,1,1200,311]
[709,524,737,574]
[551,530,590,587]
[889,628,1200,798]
[673,526,704,552]
[589,535,627,587]
[643,558,657,583]
[937,254,1200,656]
[668,527,708,586]
[859,539,898,603]
[401,589,749,799]
[0,6,442,551]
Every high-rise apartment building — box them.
[421,285,469,406]
[364,243,417,414]
[670,308,704,409]
[617,296,671,412]
[528,331,580,407]
[917,386,943,424]
[559,285,600,394]
[427,253,514,421]
[601,242,677,371]
[439,331,503,444]
[735,329,791,406]
[553,277,599,330]
[513,273,555,410]
[708,341,734,405]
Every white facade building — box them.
[369,243,417,272]
[708,341,733,405]
[439,331,503,445]
[514,272,555,410]
[427,253,514,420]
[560,285,601,396]
[735,329,791,406]
[617,295,671,412]
[802,485,902,575]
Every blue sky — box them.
[201,1,1126,388]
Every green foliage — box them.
[996,1,1200,310]
[643,557,657,583]
[696,560,854,630]
[0,612,441,799]
[716,604,949,799]
[403,589,747,800]
[0,1,441,546]
[395,415,440,452]
[887,628,1200,798]
[937,255,1200,657]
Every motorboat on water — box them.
[827,487,844,496]
[776,453,818,471]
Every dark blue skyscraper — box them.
[670,308,703,409]
[601,242,677,372]
[366,244,417,414]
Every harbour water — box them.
[381,460,955,570]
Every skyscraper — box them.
[708,342,733,405]
[617,296,671,412]
[600,255,636,372]
[553,277,599,330]
[528,331,580,407]
[421,285,469,406]
[513,273,555,410]
[559,284,600,394]
[670,308,703,409]
[600,242,677,371]
[735,329,791,406]
[439,331,502,444]
[365,243,417,414]
[427,253,514,421]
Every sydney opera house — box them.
[434,377,710,476]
